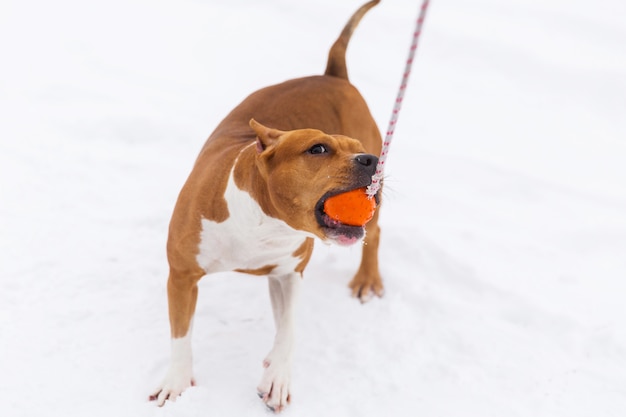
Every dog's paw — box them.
[257,357,292,413]
[149,371,195,407]
[349,271,384,303]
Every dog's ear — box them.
[250,119,285,153]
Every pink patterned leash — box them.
[366,0,430,197]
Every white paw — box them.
[257,355,292,413]
[149,366,195,407]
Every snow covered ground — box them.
[1,0,625,415]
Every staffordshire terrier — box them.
[150,0,383,411]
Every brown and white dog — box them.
[150,0,383,412]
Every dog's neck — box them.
[232,141,280,220]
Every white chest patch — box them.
[196,162,312,276]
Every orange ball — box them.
[323,187,377,226]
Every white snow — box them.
[1,0,625,416]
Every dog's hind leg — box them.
[257,272,302,412]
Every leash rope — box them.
[366,0,430,197]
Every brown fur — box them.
[293,238,314,275]
[235,265,278,276]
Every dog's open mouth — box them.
[315,189,380,246]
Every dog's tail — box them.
[324,0,380,80]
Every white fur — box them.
[196,152,312,275]
[193,147,310,410]
[258,273,301,411]
[153,322,194,406]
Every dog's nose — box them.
[354,153,378,168]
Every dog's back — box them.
[203,0,381,152]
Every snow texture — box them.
[1,0,625,416]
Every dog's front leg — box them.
[150,269,202,406]
[350,202,384,301]
[258,272,302,412]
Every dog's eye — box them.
[308,144,328,155]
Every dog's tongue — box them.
[323,187,377,227]
[335,234,360,246]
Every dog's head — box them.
[250,119,379,246]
